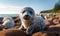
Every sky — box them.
[0,0,58,14]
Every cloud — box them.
[0,4,39,14]
[0,4,25,14]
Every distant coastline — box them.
[0,14,19,17]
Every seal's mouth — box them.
[24,17,30,20]
[23,17,31,20]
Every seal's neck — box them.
[21,18,34,29]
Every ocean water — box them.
[0,14,19,17]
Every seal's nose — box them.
[23,15,30,20]
[25,15,29,17]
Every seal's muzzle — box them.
[23,15,31,20]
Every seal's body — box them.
[2,17,15,28]
[19,7,46,34]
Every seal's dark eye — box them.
[22,11,25,14]
[30,11,32,14]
